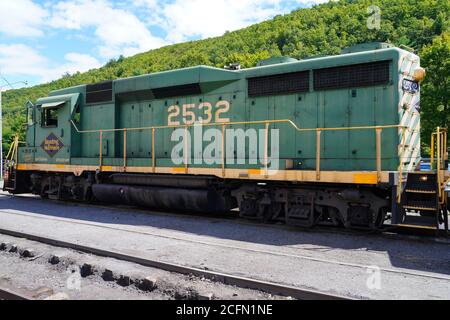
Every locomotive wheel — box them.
[239,199,259,219]
[85,187,95,203]
[348,206,384,230]
[375,207,388,228]
[40,184,50,199]
[260,203,283,224]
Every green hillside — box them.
[2,0,449,154]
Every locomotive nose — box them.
[413,67,426,82]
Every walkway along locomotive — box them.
[4,42,449,232]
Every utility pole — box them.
[0,73,28,180]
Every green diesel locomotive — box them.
[4,42,448,231]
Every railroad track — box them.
[2,192,449,244]
[0,287,31,300]
[1,193,449,280]
[1,194,448,299]
[0,227,349,300]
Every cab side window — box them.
[73,104,81,124]
[27,105,34,126]
[41,108,58,127]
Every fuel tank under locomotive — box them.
[92,174,236,213]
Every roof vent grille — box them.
[313,61,390,90]
[152,83,201,99]
[248,71,309,97]
[86,81,113,104]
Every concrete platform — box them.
[0,193,448,299]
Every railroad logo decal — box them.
[41,133,64,157]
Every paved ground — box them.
[0,193,448,299]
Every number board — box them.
[402,79,419,94]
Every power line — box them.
[0,69,14,90]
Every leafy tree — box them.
[420,32,450,149]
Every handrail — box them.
[5,139,16,161]
[70,119,403,134]
[430,127,448,204]
[4,135,20,176]
[397,126,407,203]
[69,119,406,182]
[5,135,19,162]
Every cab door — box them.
[20,102,37,164]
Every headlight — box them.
[413,67,426,82]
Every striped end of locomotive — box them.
[398,51,422,172]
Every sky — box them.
[0,0,329,88]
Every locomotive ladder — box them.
[394,128,449,234]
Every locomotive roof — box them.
[49,44,414,98]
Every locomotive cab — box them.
[20,93,81,166]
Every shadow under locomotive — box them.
[0,193,448,277]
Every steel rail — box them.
[0,227,351,300]
[0,287,31,300]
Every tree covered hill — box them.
[2,0,449,153]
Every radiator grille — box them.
[248,71,309,97]
[152,83,201,99]
[314,61,390,90]
[86,81,113,104]
[116,89,154,101]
